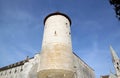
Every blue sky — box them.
[0,0,120,77]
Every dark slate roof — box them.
[44,12,72,25]
[0,57,33,71]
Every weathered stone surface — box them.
[38,69,74,78]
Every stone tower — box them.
[0,12,95,78]
[38,12,74,78]
[110,46,120,78]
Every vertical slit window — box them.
[55,31,56,34]
[117,67,119,70]
[9,71,11,74]
[15,70,17,73]
[69,32,71,35]
[54,31,57,36]
[117,62,119,65]
[20,69,23,72]
[66,23,68,25]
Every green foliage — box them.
[109,0,120,20]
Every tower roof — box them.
[44,12,71,25]
[110,46,119,62]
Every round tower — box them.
[38,12,74,78]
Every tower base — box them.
[37,69,75,78]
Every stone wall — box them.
[0,53,95,78]
[0,54,40,78]
[0,65,23,78]
[73,54,95,78]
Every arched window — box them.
[117,67,119,70]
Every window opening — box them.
[9,71,11,74]
[15,70,17,73]
[1,73,2,76]
[55,31,56,34]
[117,67,119,70]
[66,23,68,25]
[20,68,23,72]
[54,31,57,36]
[117,62,119,65]
[69,32,71,35]
[5,72,7,75]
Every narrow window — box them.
[54,31,57,36]
[20,69,23,72]
[20,65,23,72]
[1,73,2,76]
[117,62,119,65]
[66,23,68,25]
[15,70,17,73]
[117,67,119,70]
[5,72,7,75]
[9,71,11,74]
[69,32,71,35]
[54,31,56,34]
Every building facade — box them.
[0,12,95,78]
